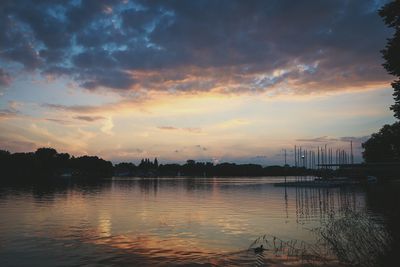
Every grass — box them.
[315,209,391,267]
[248,234,335,266]
[250,209,391,266]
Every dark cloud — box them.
[73,115,106,122]
[158,126,178,130]
[0,108,18,119]
[41,103,99,113]
[39,49,66,63]
[0,0,392,92]
[45,118,74,124]
[79,69,135,90]
[1,44,41,70]
[0,68,11,88]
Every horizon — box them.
[0,0,395,165]
[1,145,358,167]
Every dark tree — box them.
[0,147,113,181]
[114,162,136,176]
[362,122,400,162]
[35,147,58,160]
[187,159,197,165]
[363,2,400,162]
[379,1,400,119]
[154,158,159,168]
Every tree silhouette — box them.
[379,1,400,119]
[363,2,400,163]
[362,122,400,162]
[0,147,113,180]
[154,158,159,168]
[35,147,58,160]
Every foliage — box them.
[362,2,400,163]
[379,1,400,119]
[362,122,400,162]
[1,149,314,180]
[116,158,311,177]
[0,147,113,181]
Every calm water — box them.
[0,177,398,266]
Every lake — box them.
[0,177,399,266]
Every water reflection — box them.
[0,177,397,266]
[293,186,364,223]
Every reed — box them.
[250,209,390,266]
[248,234,335,266]
[315,209,391,267]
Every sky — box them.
[0,0,396,165]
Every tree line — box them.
[0,147,113,181]
[114,158,310,177]
[0,147,313,181]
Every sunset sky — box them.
[0,0,396,165]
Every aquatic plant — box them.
[248,234,335,266]
[315,209,391,267]
[250,209,391,266]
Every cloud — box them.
[8,101,22,110]
[296,135,370,144]
[296,136,340,143]
[0,108,18,119]
[41,93,148,114]
[0,139,37,153]
[195,145,207,151]
[45,118,74,124]
[339,136,370,144]
[185,127,202,133]
[73,115,106,122]
[0,101,21,119]
[96,147,145,162]
[41,103,101,113]
[0,69,11,88]
[158,126,178,130]
[0,0,392,95]
[157,126,202,133]
[101,117,114,135]
[0,117,100,155]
